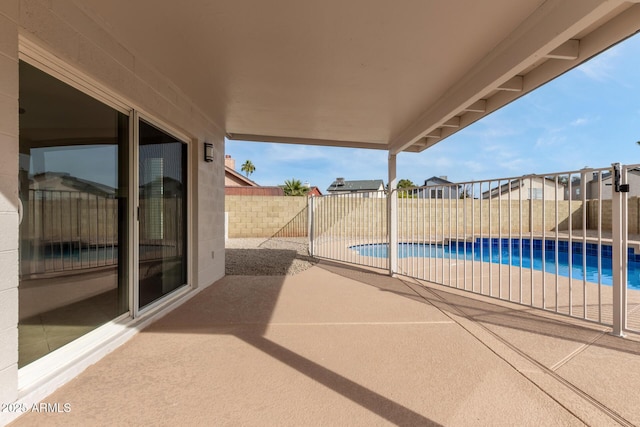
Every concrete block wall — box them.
[0,0,19,405]
[586,197,640,235]
[312,198,587,245]
[629,197,640,234]
[225,196,308,238]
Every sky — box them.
[225,32,640,192]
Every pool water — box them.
[349,238,640,289]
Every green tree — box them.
[397,178,416,198]
[283,178,308,196]
[397,179,415,189]
[240,160,255,177]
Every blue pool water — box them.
[350,238,640,289]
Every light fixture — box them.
[204,142,214,163]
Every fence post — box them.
[388,153,398,276]
[611,163,628,336]
[308,195,314,257]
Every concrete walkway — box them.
[10,260,640,426]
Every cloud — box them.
[482,144,502,152]
[463,160,485,173]
[499,158,526,172]
[535,135,566,148]
[577,46,620,81]
[570,117,588,126]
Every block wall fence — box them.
[225,195,308,238]
[225,196,640,239]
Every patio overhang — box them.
[65,1,640,153]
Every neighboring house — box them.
[307,186,323,197]
[326,178,385,198]
[224,154,284,195]
[419,176,460,199]
[583,169,640,200]
[28,172,116,197]
[225,155,259,187]
[482,176,566,200]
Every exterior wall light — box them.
[204,142,214,162]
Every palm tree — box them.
[240,160,255,177]
[283,179,308,196]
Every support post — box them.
[388,153,398,276]
[611,163,627,336]
[308,195,314,257]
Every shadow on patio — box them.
[10,254,640,426]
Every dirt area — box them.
[225,237,316,276]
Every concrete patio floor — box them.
[10,260,640,426]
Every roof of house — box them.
[326,179,384,192]
[307,186,323,196]
[424,176,454,185]
[481,176,563,198]
[31,172,116,196]
[225,166,259,187]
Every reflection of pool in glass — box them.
[45,245,118,264]
[349,238,640,289]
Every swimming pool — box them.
[349,238,640,289]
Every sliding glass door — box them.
[18,61,129,367]
[18,60,190,368]
[138,120,188,308]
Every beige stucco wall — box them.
[0,0,20,406]
[226,196,308,238]
[0,0,226,409]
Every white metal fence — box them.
[310,164,640,335]
[309,191,388,270]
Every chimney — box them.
[224,154,235,170]
[439,176,448,181]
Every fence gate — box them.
[309,191,388,270]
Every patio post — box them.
[611,163,628,336]
[308,195,314,257]
[388,153,398,276]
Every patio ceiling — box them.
[74,0,640,154]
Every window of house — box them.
[529,188,543,200]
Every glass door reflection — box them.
[138,120,188,308]
[18,61,129,367]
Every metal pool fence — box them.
[310,164,640,336]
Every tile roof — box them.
[326,179,384,192]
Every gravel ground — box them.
[225,237,317,276]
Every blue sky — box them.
[225,33,640,192]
